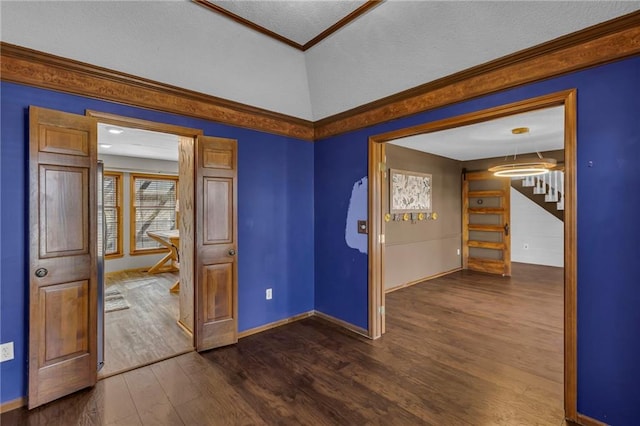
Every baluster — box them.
[546,171,559,202]
[557,171,565,210]
[534,173,545,194]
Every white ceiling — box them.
[97,124,179,162]
[1,1,639,121]
[390,106,564,161]
[99,105,564,162]
[305,1,640,119]
[207,0,368,45]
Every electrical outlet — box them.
[456,248,461,256]
[266,288,272,300]
[0,342,14,362]
[523,243,529,250]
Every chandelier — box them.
[488,127,557,177]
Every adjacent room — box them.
[380,106,565,421]
[97,124,192,377]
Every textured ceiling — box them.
[1,1,639,121]
[390,106,564,161]
[305,1,640,119]
[206,0,368,45]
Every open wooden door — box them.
[28,106,98,408]
[462,170,511,276]
[195,136,238,351]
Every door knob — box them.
[228,249,236,256]
[35,268,48,278]
[504,223,510,236]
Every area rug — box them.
[105,287,130,313]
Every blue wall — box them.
[2,55,639,423]
[314,56,640,424]
[0,82,315,403]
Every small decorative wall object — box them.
[390,169,432,214]
[403,213,410,221]
[431,212,439,220]
[418,212,425,221]
[384,213,391,222]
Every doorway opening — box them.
[367,90,577,419]
[91,111,202,378]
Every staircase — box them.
[511,170,564,222]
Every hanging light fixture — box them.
[488,127,557,177]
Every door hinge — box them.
[378,234,385,244]
[379,162,387,172]
[379,306,385,315]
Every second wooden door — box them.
[462,170,511,276]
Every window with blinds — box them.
[130,173,178,253]
[103,172,123,257]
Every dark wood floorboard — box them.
[3,263,564,425]
[100,270,193,377]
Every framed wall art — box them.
[389,168,432,214]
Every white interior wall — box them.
[2,2,637,121]
[510,187,564,268]
[0,1,313,120]
[99,155,179,273]
[304,1,640,119]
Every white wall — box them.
[3,2,636,122]
[304,2,640,119]
[0,1,313,120]
[510,188,564,267]
[99,155,178,273]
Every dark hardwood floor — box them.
[3,263,564,425]
[101,270,193,377]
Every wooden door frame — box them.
[86,110,203,349]
[367,89,578,421]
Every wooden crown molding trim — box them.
[0,42,314,141]
[193,0,302,50]
[302,1,382,51]
[315,11,640,140]
[2,11,638,143]
[193,0,382,52]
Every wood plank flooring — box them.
[101,270,193,377]
[3,263,564,425]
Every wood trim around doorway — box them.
[87,110,203,341]
[367,89,578,422]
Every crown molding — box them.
[314,11,640,140]
[0,42,314,141]
[2,11,639,143]
[193,0,382,51]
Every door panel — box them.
[40,281,89,364]
[203,178,232,243]
[203,148,233,169]
[195,136,238,351]
[203,264,233,321]
[38,125,89,156]
[29,106,97,408]
[462,170,511,276]
[39,165,89,257]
